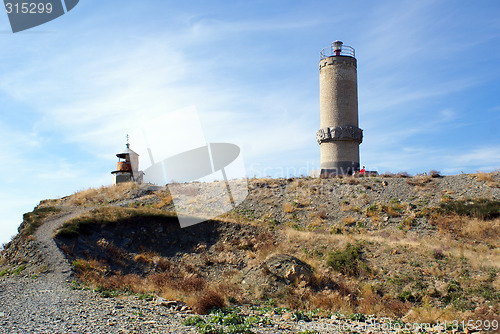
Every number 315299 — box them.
[5,2,53,14]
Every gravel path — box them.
[33,210,83,282]
[0,209,201,333]
[0,275,205,333]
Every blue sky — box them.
[1,0,499,244]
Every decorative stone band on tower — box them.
[318,41,363,175]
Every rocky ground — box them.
[0,172,499,333]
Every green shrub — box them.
[398,290,419,303]
[326,243,370,276]
[349,313,367,322]
[70,280,88,290]
[225,323,252,333]
[183,315,206,326]
[197,323,223,334]
[222,313,245,326]
[475,284,500,302]
[442,280,462,304]
[245,315,271,325]
[291,311,311,322]
[12,264,26,276]
[209,310,245,325]
[137,293,155,301]
[365,204,379,214]
[95,286,119,298]
[440,199,500,220]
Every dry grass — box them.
[357,286,410,318]
[72,256,227,313]
[474,172,500,187]
[56,206,175,238]
[312,208,328,219]
[365,204,380,218]
[407,175,433,187]
[60,243,75,256]
[273,215,499,320]
[402,303,457,324]
[341,201,352,212]
[432,215,500,246]
[282,202,297,213]
[296,194,313,207]
[341,216,357,226]
[153,190,173,209]
[429,170,441,178]
[346,177,359,185]
[96,238,126,259]
[72,259,107,275]
[381,203,404,218]
[68,182,138,206]
[475,172,495,182]
[307,218,325,231]
[309,290,356,314]
[253,239,279,261]
[21,206,63,237]
[188,289,225,314]
[132,251,172,271]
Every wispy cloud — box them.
[446,146,500,173]
[362,144,500,175]
[1,14,321,163]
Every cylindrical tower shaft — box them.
[317,41,362,175]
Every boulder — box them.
[263,254,313,285]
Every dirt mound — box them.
[54,209,277,282]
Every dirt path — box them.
[33,209,85,282]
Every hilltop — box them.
[1,171,499,333]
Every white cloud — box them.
[448,146,500,171]
[361,144,500,176]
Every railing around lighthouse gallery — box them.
[320,41,355,60]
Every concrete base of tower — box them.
[320,161,360,176]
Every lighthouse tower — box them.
[316,41,363,175]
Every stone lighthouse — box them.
[316,41,363,175]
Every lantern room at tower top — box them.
[320,40,355,59]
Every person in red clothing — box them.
[360,166,366,175]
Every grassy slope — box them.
[5,172,500,326]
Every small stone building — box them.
[111,141,143,184]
